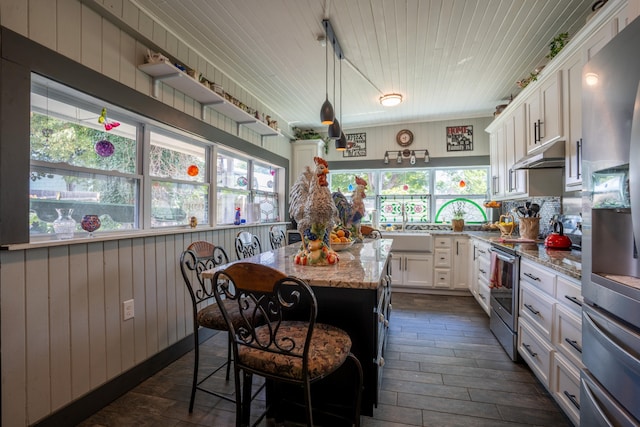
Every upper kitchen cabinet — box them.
[489,125,506,198]
[291,139,324,186]
[505,103,528,195]
[563,52,583,190]
[526,71,563,153]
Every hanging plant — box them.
[546,32,569,60]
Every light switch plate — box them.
[123,299,135,320]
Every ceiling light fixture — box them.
[328,34,341,139]
[380,93,403,107]
[319,20,334,125]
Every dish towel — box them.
[489,251,501,288]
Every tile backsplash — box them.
[501,196,561,238]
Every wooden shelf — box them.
[138,62,279,137]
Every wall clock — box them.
[396,129,414,147]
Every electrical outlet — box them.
[123,299,135,321]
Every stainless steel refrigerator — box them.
[581,15,640,426]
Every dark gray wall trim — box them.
[0,27,288,169]
[328,155,490,170]
[31,329,216,427]
[0,58,31,244]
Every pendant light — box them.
[320,21,334,125]
[335,53,347,150]
[328,35,341,139]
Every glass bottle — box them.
[53,208,76,240]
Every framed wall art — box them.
[343,132,367,157]
[446,125,473,152]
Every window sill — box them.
[3,222,290,251]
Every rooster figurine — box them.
[289,156,339,265]
[332,176,368,240]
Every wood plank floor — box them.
[77,293,572,426]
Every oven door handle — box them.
[493,250,517,264]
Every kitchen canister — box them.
[519,217,540,241]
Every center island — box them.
[201,238,393,418]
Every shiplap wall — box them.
[0,225,278,426]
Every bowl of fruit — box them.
[330,228,354,251]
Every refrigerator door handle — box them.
[630,84,640,259]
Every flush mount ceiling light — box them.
[380,93,403,107]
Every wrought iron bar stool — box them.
[212,262,363,427]
[268,226,286,250]
[180,241,262,412]
[235,231,262,259]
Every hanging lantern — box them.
[187,165,199,176]
[95,139,115,157]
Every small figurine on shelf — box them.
[234,207,241,225]
[189,216,198,228]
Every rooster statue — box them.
[289,156,339,265]
[332,176,368,241]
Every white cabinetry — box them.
[452,237,469,290]
[391,252,433,289]
[291,140,323,186]
[433,236,469,290]
[562,52,583,190]
[469,238,491,315]
[517,258,583,426]
[504,103,528,195]
[526,71,563,152]
[490,126,506,198]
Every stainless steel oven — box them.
[489,244,520,361]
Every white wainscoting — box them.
[0,225,279,426]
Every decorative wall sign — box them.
[343,132,367,157]
[446,125,473,152]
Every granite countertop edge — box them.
[466,231,582,281]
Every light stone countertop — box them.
[202,238,393,290]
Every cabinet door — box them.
[584,21,613,62]
[389,253,404,286]
[405,253,433,288]
[505,104,528,195]
[291,140,322,186]
[452,237,469,290]
[563,52,583,189]
[490,128,506,197]
[527,72,562,152]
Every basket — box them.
[498,214,515,237]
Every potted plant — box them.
[451,201,466,232]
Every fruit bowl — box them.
[331,240,354,251]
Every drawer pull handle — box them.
[479,268,486,274]
[565,338,583,353]
[378,357,385,367]
[479,293,486,301]
[384,319,389,327]
[564,295,582,307]
[378,313,385,323]
[563,390,580,410]
[523,272,541,281]
[523,343,537,358]
[478,249,486,254]
[524,303,540,316]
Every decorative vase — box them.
[80,214,101,238]
[53,208,76,240]
[451,218,464,232]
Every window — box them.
[29,78,140,236]
[329,167,489,224]
[149,131,209,227]
[216,152,249,225]
[252,162,279,222]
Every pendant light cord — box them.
[325,23,329,98]
[332,37,336,111]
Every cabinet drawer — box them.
[551,352,581,426]
[518,318,553,385]
[477,277,491,316]
[478,256,491,282]
[520,281,555,340]
[434,268,451,288]
[556,276,583,314]
[554,304,583,368]
[434,248,451,267]
[434,236,451,248]
[520,259,556,296]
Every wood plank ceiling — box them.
[133,0,595,131]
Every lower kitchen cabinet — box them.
[391,251,433,289]
[518,258,583,426]
[469,237,491,315]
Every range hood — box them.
[512,139,565,169]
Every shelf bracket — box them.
[200,101,225,121]
[150,72,182,98]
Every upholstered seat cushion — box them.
[238,321,352,381]
[197,299,253,330]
